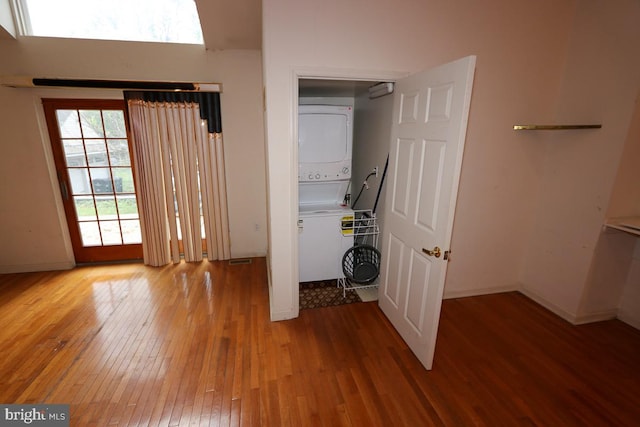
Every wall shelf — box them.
[513,124,602,130]
[604,216,640,238]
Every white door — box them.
[378,56,476,370]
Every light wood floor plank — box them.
[1,258,639,426]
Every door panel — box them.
[379,56,476,370]
[417,141,446,232]
[426,84,454,124]
[391,138,415,218]
[381,232,405,308]
[405,250,430,332]
[399,91,420,123]
[43,99,143,263]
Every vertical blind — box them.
[125,91,230,266]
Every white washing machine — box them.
[298,181,354,282]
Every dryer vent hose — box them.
[373,154,389,214]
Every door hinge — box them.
[57,172,69,200]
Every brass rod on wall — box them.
[513,124,602,130]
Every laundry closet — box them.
[297,79,394,299]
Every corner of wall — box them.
[617,309,640,331]
[519,286,579,324]
[577,229,635,319]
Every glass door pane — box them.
[43,99,143,263]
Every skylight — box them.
[15,0,204,45]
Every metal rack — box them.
[338,210,380,297]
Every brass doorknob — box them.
[422,246,441,258]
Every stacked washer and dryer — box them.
[298,105,354,282]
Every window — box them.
[14,0,203,45]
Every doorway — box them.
[297,78,394,301]
[43,98,143,263]
[294,56,476,370]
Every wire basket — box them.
[342,244,381,284]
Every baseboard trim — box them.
[270,308,298,321]
[573,310,618,325]
[267,256,300,322]
[519,287,579,324]
[0,261,75,274]
[443,283,519,300]
[519,287,618,325]
[445,285,621,326]
[617,310,640,330]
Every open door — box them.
[378,56,476,370]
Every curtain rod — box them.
[0,76,221,92]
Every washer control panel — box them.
[299,162,351,182]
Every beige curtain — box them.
[127,100,231,266]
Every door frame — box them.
[42,98,143,263]
[291,61,475,370]
[291,67,407,313]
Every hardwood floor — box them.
[1,258,639,426]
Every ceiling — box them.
[196,0,262,50]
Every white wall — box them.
[580,87,640,328]
[618,241,640,330]
[351,92,393,217]
[606,93,640,219]
[262,0,577,319]
[0,37,267,272]
[0,0,16,39]
[0,85,75,272]
[520,0,640,322]
[608,92,640,329]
